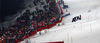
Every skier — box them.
[79,15,81,20]
[72,17,76,22]
[76,16,80,20]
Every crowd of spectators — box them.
[0,0,62,43]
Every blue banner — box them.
[63,13,70,18]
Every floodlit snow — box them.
[21,0,100,43]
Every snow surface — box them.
[21,0,100,43]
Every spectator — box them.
[1,0,61,43]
